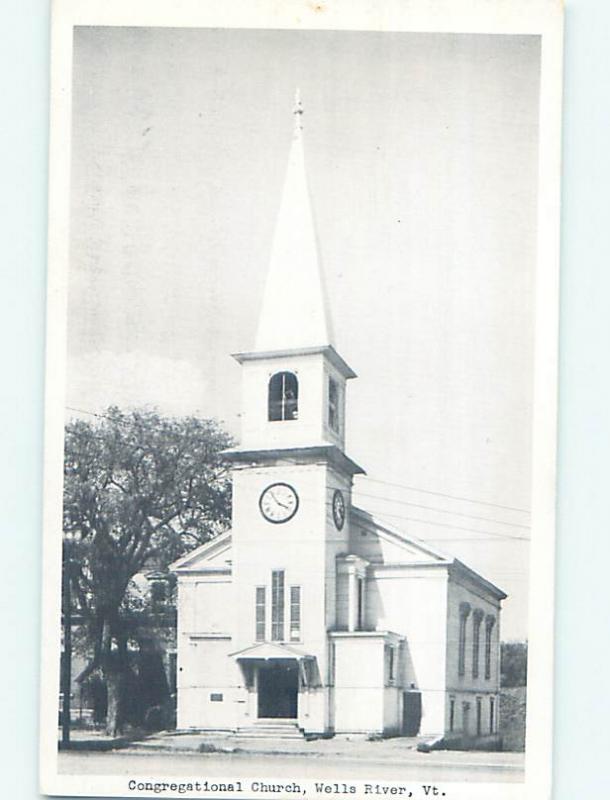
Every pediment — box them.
[349,506,452,566]
[228,641,309,660]
[169,530,232,573]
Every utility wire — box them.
[64,405,530,543]
[67,406,121,419]
[352,489,530,530]
[67,407,529,517]
[356,475,529,514]
[369,510,530,542]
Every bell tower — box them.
[231,89,357,455]
[225,94,364,733]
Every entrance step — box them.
[236,721,304,740]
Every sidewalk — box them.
[128,731,423,758]
[123,730,525,767]
[58,727,525,770]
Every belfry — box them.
[171,94,505,740]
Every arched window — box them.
[484,615,496,680]
[328,376,340,433]
[268,372,298,421]
[458,602,471,677]
[472,609,484,679]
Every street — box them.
[58,749,524,783]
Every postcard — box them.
[40,2,563,798]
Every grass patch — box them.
[500,687,527,752]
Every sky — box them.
[68,27,541,639]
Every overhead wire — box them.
[355,475,530,514]
[362,508,529,542]
[351,488,530,529]
[63,405,530,544]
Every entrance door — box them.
[257,661,298,719]
[402,691,422,736]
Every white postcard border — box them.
[40,2,563,798]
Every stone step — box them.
[236,726,302,733]
[236,723,304,740]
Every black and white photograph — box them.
[39,2,563,798]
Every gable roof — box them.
[351,506,506,600]
[450,559,507,601]
[167,507,506,600]
[351,506,453,563]
[169,529,232,574]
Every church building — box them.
[170,94,506,741]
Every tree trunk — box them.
[104,666,126,737]
[101,616,129,737]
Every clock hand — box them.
[269,490,289,509]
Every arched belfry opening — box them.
[268,371,299,421]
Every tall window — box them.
[462,701,470,734]
[255,586,266,641]
[329,642,336,686]
[449,698,455,732]
[356,577,365,630]
[289,586,301,641]
[168,652,177,694]
[458,602,471,677]
[328,377,340,432]
[268,372,298,421]
[385,645,396,685]
[271,570,285,641]
[472,609,484,679]
[476,697,482,736]
[489,697,495,733]
[485,615,496,680]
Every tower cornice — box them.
[231,344,356,380]
[222,444,365,477]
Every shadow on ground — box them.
[58,730,151,752]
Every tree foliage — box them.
[63,407,233,733]
[500,640,528,687]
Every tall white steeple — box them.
[254,89,334,352]
[230,90,359,463]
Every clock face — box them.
[259,482,299,524]
[332,489,346,530]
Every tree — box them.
[500,641,528,687]
[63,407,233,735]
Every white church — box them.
[170,95,505,741]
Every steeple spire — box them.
[254,90,334,352]
[293,87,304,138]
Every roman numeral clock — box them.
[259,482,299,524]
